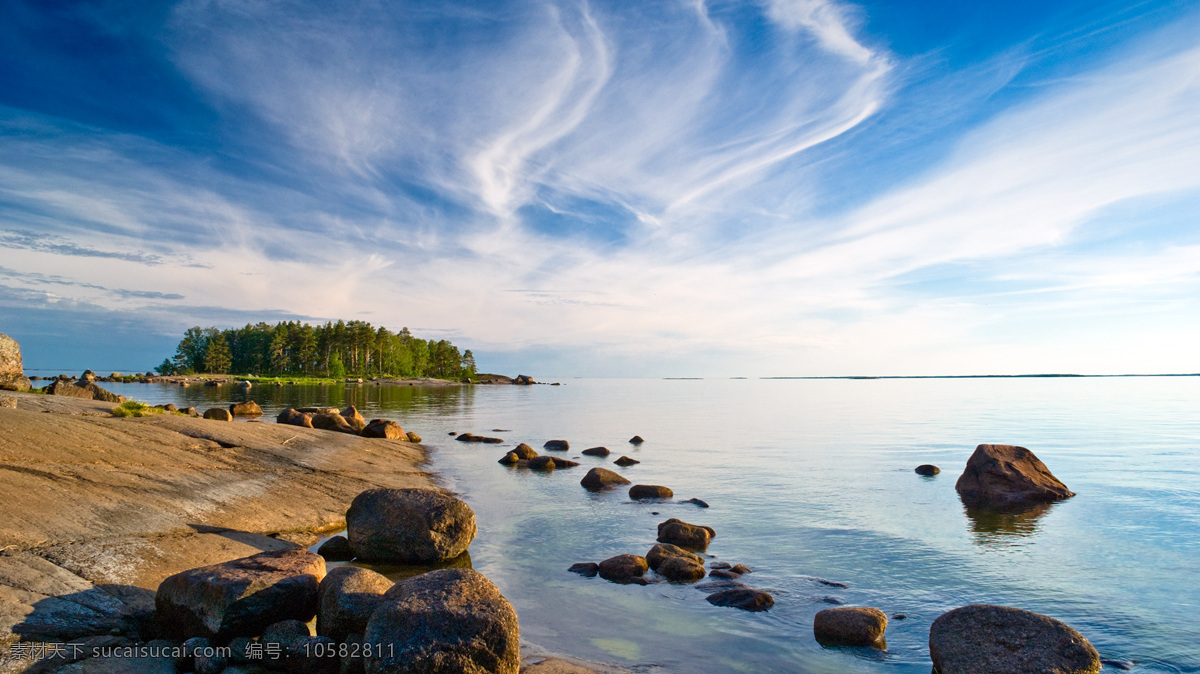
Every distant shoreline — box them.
[758,373,1200,379]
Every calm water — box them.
[102,377,1200,673]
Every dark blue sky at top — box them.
[1,0,1197,375]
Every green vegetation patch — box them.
[111,400,167,418]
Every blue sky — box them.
[1,0,1197,376]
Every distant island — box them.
[155,320,477,381]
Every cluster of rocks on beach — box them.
[2,331,1110,673]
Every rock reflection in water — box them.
[963,502,1055,546]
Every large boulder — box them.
[956,445,1075,507]
[155,548,326,640]
[361,419,405,440]
[580,467,630,490]
[346,488,476,563]
[813,607,888,648]
[929,604,1100,674]
[229,401,263,417]
[656,518,715,550]
[364,568,519,674]
[317,566,393,643]
[0,332,32,392]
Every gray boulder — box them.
[346,489,476,563]
[0,332,32,392]
[956,445,1075,507]
[364,568,519,673]
[813,607,888,648]
[317,566,393,643]
[929,604,1100,674]
[155,548,326,640]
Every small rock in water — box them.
[1100,659,1136,671]
[229,400,263,417]
[568,563,599,577]
[629,485,673,500]
[819,596,847,605]
[708,569,742,580]
[582,446,611,457]
[614,456,640,467]
[695,579,748,593]
[681,498,709,508]
[405,431,422,442]
[629,435,645,445]
[730,564,751,575]
[580,467,631,490]
[657,518,715,550]
[597,554,648,583]
[709,561,732,570]
[511,443,538,460]
[544,439,570,451]
[492,429,511,432]
[814,607,888,648]
[816,578,847,588]
[646,543,702,572]
[527,456,556,471]
[203,408,233,421]
[892,614,907,620]
[955,444,1075,507]
[498,452,520,465]
[657,555,706,583]
[915,464,940,476]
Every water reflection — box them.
[337,550,474,583]
[963,502,1055,545]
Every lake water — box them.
[100,376,1200,673]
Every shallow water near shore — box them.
[103,376,1200,673]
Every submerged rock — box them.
[681,497,709,508]
[629,435,644,445]
[155,548,325,641]
[929,604,1100,674]
[656,518,715,550]
[814,607,888,648]
[708,569,742,580]
[364,568,519,674]
[955,444,1075,507]
[346,488,476,563]
[580,467,631,490]
[706,588,773,612]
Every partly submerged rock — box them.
[915,464,940,476]
[597,555,648,583]
[405,431,422,443]
[44,378,124,403]
[814,607,888,648]
[706,588,773,612]
[229,401,263,417]
[657,555,706,583]
[568,563,599,577]
[929,604,1100,674]
[681,497,709,508]
[364,568,519,674]
[613,456,640,467]
[656,518,715,550]
[629,485,673,500]
[581,446,610,457]
[511,443,538,460]
[628,435,644,445]
[311,412,357,434]
[645,543,702,572]
[955,444,1074,507]
[346,488,476,564]
[155,548,325,640]
[543,439,570,451]
[580,467,631,490]
[203,408,233,422]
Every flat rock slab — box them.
[929,604,1100,674]
[155,548,326,641]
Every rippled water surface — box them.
[105,377,1200,673]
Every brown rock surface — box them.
[656,518,715,550]
[203,408,233,421]
[955,444,1074,507]
[629,485,673,499]
[597,555,648,583]
[346,488,476,563]
[929,604,1100,674]
[705,588,773,611]
[361,419,405,440]
[316,566,393,643]
[229,401,264,417]
[365,568,519,673]
[645,543,701,572]
[580,468,630,490]
[155,548,326,640]
[656,556,705,583]
[813,606,888,647]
